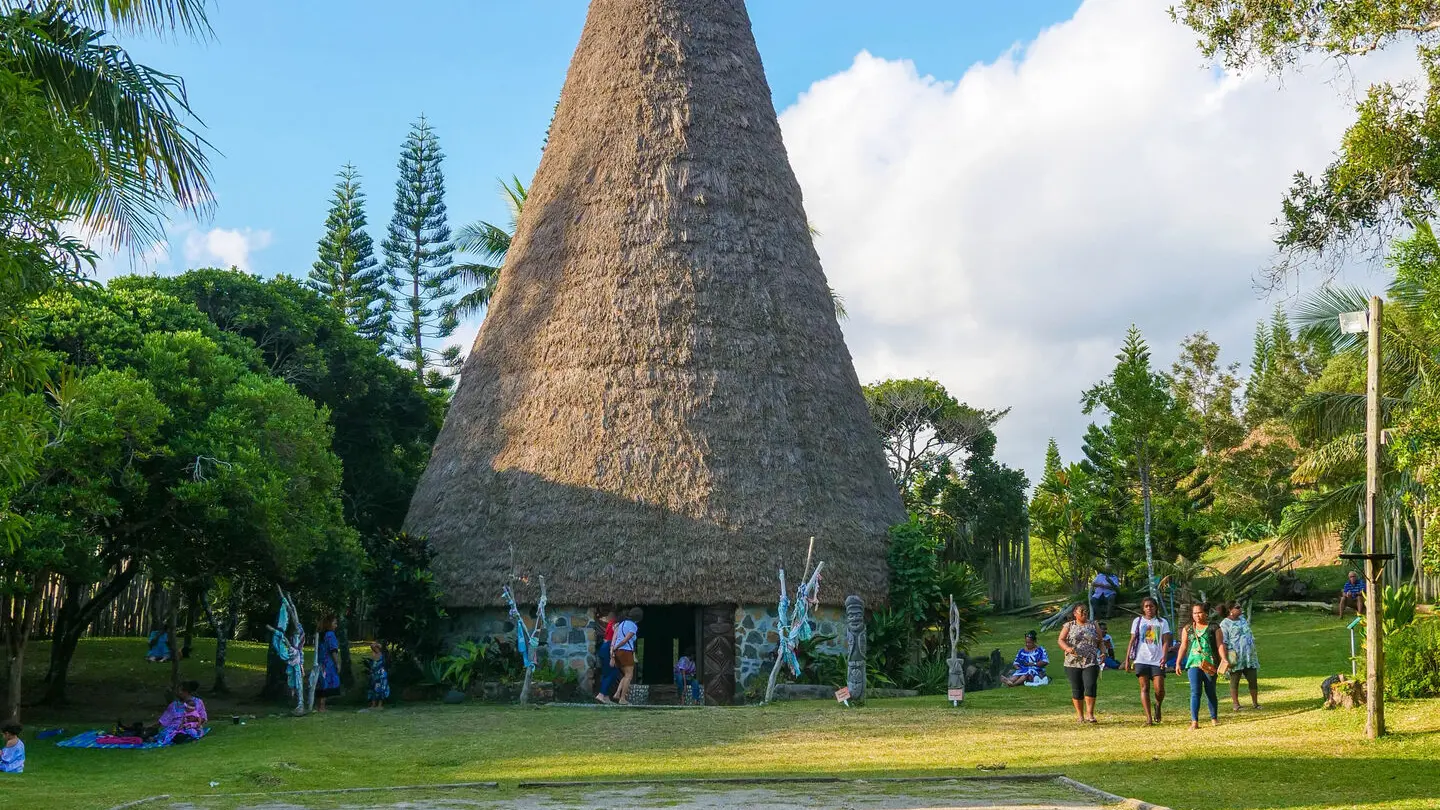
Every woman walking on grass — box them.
[1221,602,1261,712]
[611,607,642,705]
[1057,603,1102,723]
[1124,596,1171,725]
[315,615,342,712]
[1176,602,1226,729]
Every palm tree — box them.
[453,176,526,319]
[0,0,214,249]
[1284,278,1437,593]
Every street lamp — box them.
[1338,299,1390,739]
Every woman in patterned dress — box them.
[155,680,208,745]
[1002,631,1049,686]
[1057,603,1102,723]
[315,615,342,712]
[1221,602,1261,711]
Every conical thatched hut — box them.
[404,0,904,703]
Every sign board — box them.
[834,687,850,703]
[947,688,965,702]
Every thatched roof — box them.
[404,0,904,608]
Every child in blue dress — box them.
[1001,631,1050,686]
[1,724,23,773]
[366,641,391,709]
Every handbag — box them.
[1200,659,1218,677]
[1217,657,1230,676]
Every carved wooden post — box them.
[845,595,866,704]
[701,605,736,705]
[947,595,965,706]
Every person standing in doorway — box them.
[1221,602,1261,712]
[1176,602,1226,729]
[611,607,642,705]
[1124,596,1172,725]
[595,608,620,704]
[1057,603,1102,723]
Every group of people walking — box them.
[595,607,642,704]
[1011,597,1261,728]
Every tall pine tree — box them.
[310,164,389,343]
[383,116,460,391]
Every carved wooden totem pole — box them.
[947,595,965,706]
[845,595,866,704]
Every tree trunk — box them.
[338,604,354,689]
[167,588,181,697]
[3,584,43,725]
[181,589,196,660]
[42,564,141,704]
[200,588,231,695]
[262,644,290,701]
[1138,444,1156,599]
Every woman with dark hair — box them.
[1176,602,1227,729]
[155,680,208,745]
[315,614,342,712]
[611,607,642,705]
[595,607,620,704]
[1221,602,1261,711]
[1057,603,1102,723]
[1125,596,1172,725]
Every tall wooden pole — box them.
[1364,296,1386,739]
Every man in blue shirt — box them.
[1338,571,1366,618]
[1090,570,1119,618]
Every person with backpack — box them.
[1176,602,1227,729]
[1124,596,1172,725]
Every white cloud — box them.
[182,226,273,273]
[778,0,1413,481]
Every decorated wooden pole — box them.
[947,595,965,706]
[841,595,866,706]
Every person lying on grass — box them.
[1001,631,1049,686]
[1,724,23,773]
[1098,622,1120,670]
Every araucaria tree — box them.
[383,116,460,391]
[310,164,388,342]
[1083,326,1188,597]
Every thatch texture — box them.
[404,0,904,607]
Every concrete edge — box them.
[108,781,500,809]
[518,774,1057,789]
[1054,775,1173,810]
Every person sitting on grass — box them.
[156,680,209,745]
[674,648,701,704]
[1,724,23,773]
[145,625,171,663]
[1098,622,1121,670]
[1338,571,1366,618]
[1001,631,1049,686]
[366,641,390,709]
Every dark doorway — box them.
[635,604,699,696]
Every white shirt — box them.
[613,619,638,652]
[1130,616,1171,666]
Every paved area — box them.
[159,779,1120,810]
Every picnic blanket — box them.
[57,727,209,749]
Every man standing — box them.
[1338,571,1366,618]
[1090,570,1120,619]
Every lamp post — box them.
[1339,297,1387,739]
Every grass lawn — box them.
[6,611,1440,809]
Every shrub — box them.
[363,532,447,664]
[1385,619,1440,700]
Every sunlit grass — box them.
[7,612,1438,809]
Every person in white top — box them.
[1124,596,1173,726]
[610,607,643,705]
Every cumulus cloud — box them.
[182,226,273,273]
[778,0,1413,480]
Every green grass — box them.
[6,612,1440,809]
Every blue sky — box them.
[112,0,1401,478]
[123,1,1081,279]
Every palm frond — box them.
[1277,481,1364,556]
[453,221,510,266]
[1291,433,1363,485]
[499,175,526,228]
[1290,391,1406,443]
[4,7,214,247]
[55,0,213,38]
[1293,284,1373,352]
[452,262,499,319]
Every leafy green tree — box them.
[1172,331,1244,455]
[362,532,448,667]
[1083,326,1191,595]
[383,116,460,391]
[1173,0,1440,279]
[862,377,1007,503]
[310,164,389,343]
[454,176,526,319]
[1244,308,1319,426]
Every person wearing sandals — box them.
[1124,596,1172,725]
[1057,603,1102,723]
[1221,602,1261,712]
[1176,602,1227,729]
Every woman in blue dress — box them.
[315,615,342,711]
[1001,630,1050,686]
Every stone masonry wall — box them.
[734,604,845,688]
